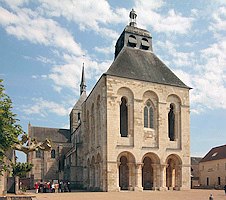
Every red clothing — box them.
[35,183,39,189]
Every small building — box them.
[27,124,71,186]
[199,144,226,189]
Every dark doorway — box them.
[142,157,153,190]
[119,156,129,190]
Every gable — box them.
[105,47,190,89]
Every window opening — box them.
[128,35,137,48]
[141,38,150,50]
[144,100,154,128]
[168,104,175,141]
[120,97,128,137]
[51,149,56,158]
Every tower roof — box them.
[105,47,190,89]
[80,63,86,95]
[108,9,190,89]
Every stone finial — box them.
[129,9,137,27]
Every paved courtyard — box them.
[31,189,225,200]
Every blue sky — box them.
[1,0,226,162]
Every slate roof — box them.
[191,157,202,165]
[30,126,70,143]
[200,144,226,162]
[105,47,190,89]
[72,91,87,110]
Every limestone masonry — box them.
[28,9,191,191]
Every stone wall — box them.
[199,159,226,187]
[105,75,190,191]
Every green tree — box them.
[0,79,51,173]
[12,162,33,178]
[0,79,24,169]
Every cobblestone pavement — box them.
[30,189,225,200]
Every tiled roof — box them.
[30,126,70,143]
[105,47,190,89]
[200,144,226,162]
[191,157,202,165]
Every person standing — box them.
[224,185,226,195]
[34,182,39,194]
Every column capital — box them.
[136,163,143,169]
[160,164,168,169]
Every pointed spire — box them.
[80,63,86,96]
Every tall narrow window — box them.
[149,107,154,128]
[168,104,175,141]
[144,101,154,128]
[120,97,128,137]
[78,112,81,122]
[51,149,55,158]
[207,177,209,186]
[97,96,101,146]
[218,177,221,185]
[144,107,148,128]
[36,150,41,158]
[91,104,95,145]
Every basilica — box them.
[28,9,191,191]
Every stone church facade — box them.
[66,10,191,191]
[27,10,191,192]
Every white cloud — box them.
[36,56,55,64]
[23,97,70,117]
[156,40,195,68]
[94,46,112,55]
[1,0,28,8]
[32,75,37,79]
[0,7,84,56]
[2,0,226,116]
[134,1,193,34]
[36,0,127,39]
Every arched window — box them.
[78,112,81,122]
[36,150,41,158]
[144,101,154,128]
[91,104,95,145]
[168,104,175,141]
[128,35,137,48]
[141,38,150,50]
[51,149,56,158]
[120,97,128,137]
[96,96,101,146]
[87,110,90,147]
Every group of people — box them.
[34,180,71,193]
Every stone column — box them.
[151,164,158,190]
[134,163,143,191]
[159,164,167,191]
[94,163,98,189]
[174,165,182,191]
[116,162,120,189]
[128,163,134,191]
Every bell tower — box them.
[114,9,153,59]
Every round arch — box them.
[117,151,136,190]
[165,154,182,190]
[141,153,160,190]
